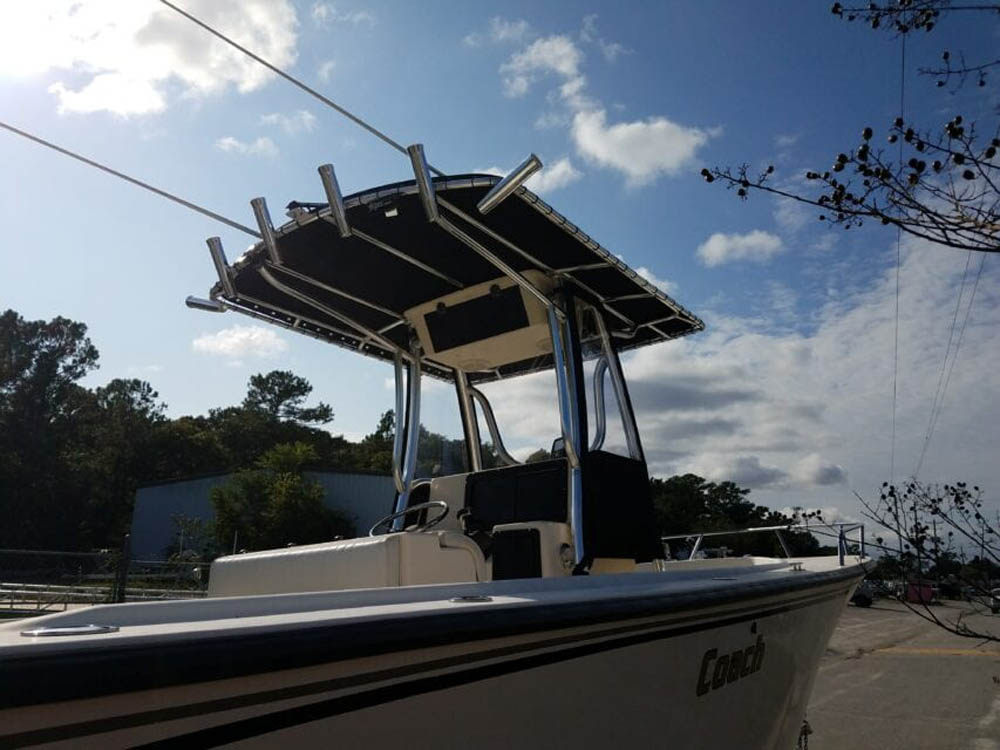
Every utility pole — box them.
[932,517,938,585]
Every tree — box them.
[857,479,1000,640]
[650,474,828,557]
[148,415,227,479]
[415,424,468,478]
[703,2,999,254]
[0,310,100,548]
[163,514,220,562]
[351,409,396,474]
[243,370,333,425]
[0,310,384,550]
[211,442,355,552]
[76,379,168,545]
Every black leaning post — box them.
[112,534,131,603]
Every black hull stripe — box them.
[1,564,861,715]
[3,583,853,748]
[137,586,849,749]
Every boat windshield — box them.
[578,304,633,460]
[473,369,561,468]
[414,378,469,479]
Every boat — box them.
[0,150,865,749]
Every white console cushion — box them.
[398,532,482,586]
[208,535,400,597]
[435,532,487,582]
[208,531,488,597]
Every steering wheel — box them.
[368,501,449,536]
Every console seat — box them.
[208,531,486,597]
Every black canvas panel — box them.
[214,175,703,381]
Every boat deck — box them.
[1,555,860,655]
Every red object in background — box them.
[907,580,934,604]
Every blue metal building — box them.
[130,471,395,560]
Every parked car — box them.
[851,580,876,607]
[964,586,1000,612]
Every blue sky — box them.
[1,1,998,526]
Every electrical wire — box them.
[915,251,973,471]
[0,120,261,239]
[157,0,446,177]
[889,34,905,484]
[913,252,988,477]
[4,0,457,240]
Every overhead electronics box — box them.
[404,271,554,372]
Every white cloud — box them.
[317,59,336,82]
[524,157,583,193]
[811,233,838,254]
[773,197,813,234]
[580,15,629,63]
[635,267,678,295]
[2,1,298,117]
[791,454,847,486]
[489,28,711,187]
[215,136,279,157]
[765,281,798,320]
[311,3,374,27]
[192,325,288,358]
[775,134,799,148]
[696,230,784,267]
[464,17,531,47]
[500,35,583,98]
[473,165,507,179]
[779,506,859,526]
[476,157,583,194]
[700,455,788,489]
[468,236,1000,525]
[260,110,317,134]
[571,108,713,186]
[535,111,568,130]
[598,41,627,63]
[490,17,530,43]
[48,75,167,116]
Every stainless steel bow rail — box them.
[661,523,866,567]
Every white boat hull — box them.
[0,560,860,749]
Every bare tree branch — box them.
[705,1,1000,255]
[855,480,999,642]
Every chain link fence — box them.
[0,540,207,619]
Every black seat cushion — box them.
[582,451,660,562]
[463,459,568,530]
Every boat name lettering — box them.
[696,634,765,697]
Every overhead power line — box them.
[157,0,445,177]
[913,252,988,478]
[889,34,905,484]
[0,120,261,238]
[919,251,973,460]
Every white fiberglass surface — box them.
[0,556,859,649]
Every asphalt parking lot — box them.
[806,599,1000,749]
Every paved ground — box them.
[806,599,1000,749]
